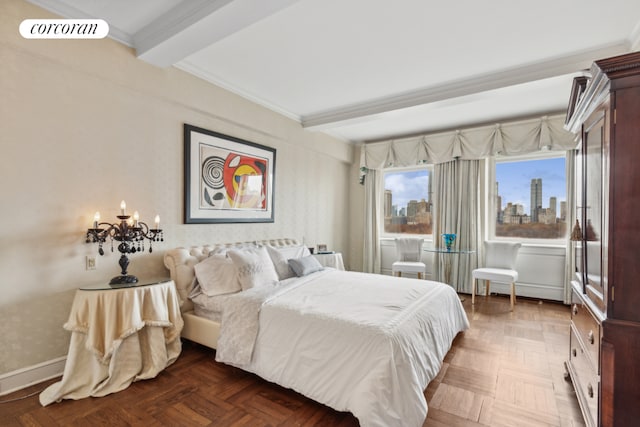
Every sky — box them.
[384,156,566,214]
[384,170,429,210]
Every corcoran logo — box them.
[19,19,109,39]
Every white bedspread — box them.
[215,269,469,427]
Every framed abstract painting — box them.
[184,124,276,223]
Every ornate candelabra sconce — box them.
[86,200,163,285]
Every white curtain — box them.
[433,159,480,293]
[564,150,577,303]
[363,169,381,273]
[476,157,493,294]
[359,114,577,175]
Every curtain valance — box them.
[359,114,577,179]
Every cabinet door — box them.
[583,112,605,307]
[609,86,640,322]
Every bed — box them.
[163,238,469,427]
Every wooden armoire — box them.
[564,51,640,427]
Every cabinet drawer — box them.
[571,291,600,371]
[569,327,599,427]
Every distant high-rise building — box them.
[549,196,557,219]
[407,200,418,221]
[530,178,543,222]
[560,201,567,221]
[415,198,432,226]
[427,170,432,203]
[384,190,392,218]
[496,182,503,223]
[503,202,529,224]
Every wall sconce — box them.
[86,200,163,285]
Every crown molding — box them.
[301,42,629,130]
[175,60,301,122]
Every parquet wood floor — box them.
[0,294,585,426]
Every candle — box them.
[133,211,139,227]
[154,214,160,229]
[120,200,126,215]
[93,211,100,228]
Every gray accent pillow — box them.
[288,255,324,277]
[266,245,295,280]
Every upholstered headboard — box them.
[163,238,301,311]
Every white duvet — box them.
[215,269,469,427]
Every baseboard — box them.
[381,269,434,281]
[0,356,66,396]
[488,281,564,302]
[380,270,565,302]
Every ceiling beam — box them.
[302,42,630,131]
[134,0,301,68]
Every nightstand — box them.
[312,252,345,270]
[39,278,184,406]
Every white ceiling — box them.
[28,0,640,143]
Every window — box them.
[382,167,433,235]
[494,153,567,240]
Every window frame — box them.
[380,165,434,241]
[489,151,568,245]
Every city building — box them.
[530,178,543,222]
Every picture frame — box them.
[317,244,327,252]
[184,124,276,223]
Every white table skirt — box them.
[313,252,345,270]
[40,280,183,406]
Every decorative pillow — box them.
[193,254,242,297]
[275,245,311,260]
[288,255,324,277]
[228,246,279,291]
[266,245,295,280]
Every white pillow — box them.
[228,246,279,291]
[288,255,324,277]
[266,245,295,280]
[193,254,242,297]
[277,245,311,260]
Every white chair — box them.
[472,241,522,311]
[392,238,426,279]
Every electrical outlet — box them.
[86,255,96,270]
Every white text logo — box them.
[19,19,109,39]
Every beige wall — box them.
[0,0,354,375]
